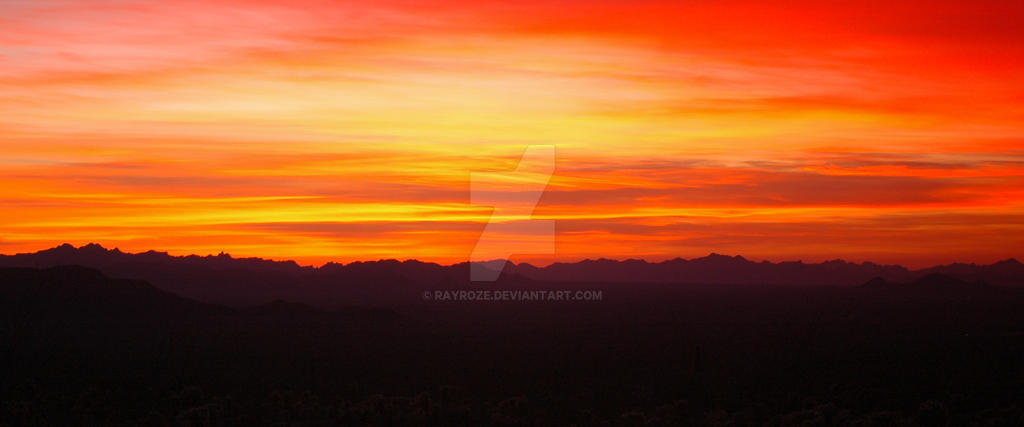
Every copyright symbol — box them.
[422,291,432,300]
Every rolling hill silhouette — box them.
[0,265,394,320]
[857,273,1006,300]
[0,265,221,318]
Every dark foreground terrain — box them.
[1,265,1023,426]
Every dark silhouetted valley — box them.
[1,245,1023,425]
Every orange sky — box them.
[1,0,1022,267]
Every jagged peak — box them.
[694,253,750,263]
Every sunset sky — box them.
[1,0,1023,267]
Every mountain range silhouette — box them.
[0,243,1020,307]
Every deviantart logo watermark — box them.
[469,145,555,281]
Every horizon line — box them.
[2,243,1020,271]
